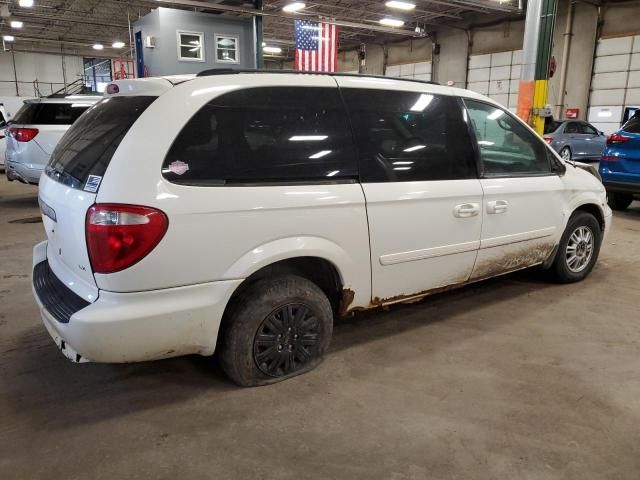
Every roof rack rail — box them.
[196,68,440,86]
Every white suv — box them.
[33,72,612,386]
[5,95,101,184]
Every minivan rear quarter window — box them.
[46,96,156,190]
[163,87,357,185]
[14,102,90,125]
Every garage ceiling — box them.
[0,0,522,57]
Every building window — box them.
[215,35,239,63]
[177,31,204,62]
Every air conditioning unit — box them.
[144,36,156,48]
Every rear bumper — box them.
[602,181,640,195]
[32,241,242,363]
[6,160,42,184]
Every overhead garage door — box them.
[588,35,640,134]
[385,62,432,82]
[467,50,522,113]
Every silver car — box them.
[5,96,101,184]
[543,120,607,162]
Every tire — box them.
[218,275,333,387]
[608,192,633,211]
[550,211,602,283]
[560,146,572,161]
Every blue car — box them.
[599,113,640,210]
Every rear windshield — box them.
[622,114,640,134]
[544,120,563,134]
[13,102,91,125]
[46,96,156,190]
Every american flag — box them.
[294,20,338,72]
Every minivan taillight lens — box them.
[9,127,39,142]
[607,133,630,145]
[86,204,168,274]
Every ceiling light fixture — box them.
[3,35,15,42]
[112,41,125,48]
[93,43,104,50]
[263,46,283,54]
[19,0,34,7]
[379,18,404,27]
[283,2,305,12]
[386,1,416,10]
[11,21,24,28]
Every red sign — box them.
[565,108,579,119]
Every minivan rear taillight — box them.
[9,127,39,142]
[607,133,630,145]
[86,204,168,274]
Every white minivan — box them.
[33,71,611,386]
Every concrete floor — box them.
[1,176,639,480]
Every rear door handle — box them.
[453,203,480,218]
[487,200,509,214]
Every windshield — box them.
[46,96,156,190]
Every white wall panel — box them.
[468,68,490,82]
[596,36,634,56]
[385,65,400,77]
[633,36,640,53]
[385,62,432,81]
[590,122,619,135]
[510,64,521,79]
[628,71,640,88]
[414,62,431,74]
[491,51,512,67]
[588,105,623,123]
[509,79,520,93]
[490,65,511,80]
[467,81,489,95]
[468,54,491,69]
[627,89,640,104]
[489,79,509,94]
[399,63,415,76]
[631,53,640,70]
[489,93,509,106]
[590,89,626,105]
[512,50,523,65]
[593,54,630,73]
[592,71,629,90]
[414,74,430,81]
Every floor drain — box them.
[9,216,42,224]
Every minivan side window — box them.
[163,87,357,185]
[464,100,550,176]
[342,89,477,182]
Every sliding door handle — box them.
[453,203,480,218]
[487,200,509,214]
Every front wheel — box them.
[608,192,633,211]
[550,211,602,283]
[218,275,333,387]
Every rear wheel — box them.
[218,275,333,387]
[550,211,602,283]
[608,192,633,211]
[560,146,572,161]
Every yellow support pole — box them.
[532,79,549,136]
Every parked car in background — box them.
[599,112,640,210]
[0,104,8,171]
[5,95,101,184]
[33,73,611,386]
[544,120,607,162]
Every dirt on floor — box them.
[1,176,639,480]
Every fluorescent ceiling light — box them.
[379,18,404,27]
[394,167,412,171]
[289,135,328,141]
[283,2,305,12]
[112,41,125,48]
[386,1,416,10]
[11,21,24,29]
[19,0,34,7]
[410,93,433,112]
[393,161,414,165]
[309,150,332,159]
[263,46,282,54]
[487,109,504,120]
[597,110,612,118]
[404,144,426,152]
[3,35,15,42]
[326,170,340,177]
[93,43,104,50]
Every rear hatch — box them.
[39,96,157,301]
[606,115,640,175]
[9,99,98,158]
